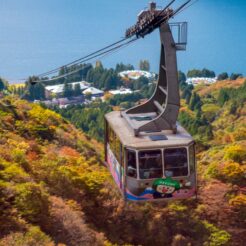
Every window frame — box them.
[134,146,191,180]
[137,149,164,180]
[126,148,138,179]
[163,146,190,178]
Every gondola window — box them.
[127,150,137,178]
[138,150,162,179]
[164,148,188,177]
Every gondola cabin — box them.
[104,111,196,201]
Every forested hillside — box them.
[0,77,245,245]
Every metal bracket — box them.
[121,23,180,136]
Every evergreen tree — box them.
[63,82,73,98]
[189,92,202,111]
[95,60,103,69]
[201,68,216,78]
[217,72,229,81]
[0,78,5,91]
[74,83,81,96]
[230,73,242,80]
[134,76,149,90]
[187,68,215,78]
[218,89,230,106]
[178,71,186,84]
[25,76,45,101]
[139,60,150,71]
[182,88,192,104]
[115,63,134,73]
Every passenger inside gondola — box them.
[139,150,162,179]
[164,148,188,177]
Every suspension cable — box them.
[172,0,199,17]
[36,37,130,78]
[31,37,138,84]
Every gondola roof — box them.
[106,111,194,149]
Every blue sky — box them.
[0,0,246,81]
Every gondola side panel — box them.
[125,177,196,201]
[106,144,124,192]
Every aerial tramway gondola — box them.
[104,1,197,201]
[26,0,197,202]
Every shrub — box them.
[224,144,246,163]
[171,234,189,246]
[229,194,246,220]
[203,221,231,246]
[50,196,105,246]
[221,162,245,184]
[58,163,108,193]
[0,180,9,207]
[205,162,220,179]
[0,158,30,183]
[168,202,188,212]
[14,183,50,223]
[202,104,220,122]
[0,226,54,246]
[232,127,246,141]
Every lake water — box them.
[0,0,246,82]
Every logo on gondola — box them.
[152,177,181,199]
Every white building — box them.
[118,70,155,80]
[186,77,217,86]
[45,81,89,98]
[109,87,133,95]
[82,87,104,97]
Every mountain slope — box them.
[0,86,245,245]
[0,96,108,245]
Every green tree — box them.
[178,71,186,84]
[95,60,103,69]
[0,77,5,91]
[217,72,229,81]
[133,76,149,90]
[115,63,134,73]
[182,88,192,104]
[74,83,81,96]
[230,73,242,80]
[15,183,50,223]
[139,60,150,71]
[63,82,73,98]
[25,76,45,101]
[189,92,202,111]
[187,68,215,78]
[217,89,230,106]
[201,68,216,78]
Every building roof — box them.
[105,111,194,149]
[82,87,104,95]
[45,81,89,94]
[118,70,155,80]
[186,77,217,85]
[109,88,133,95]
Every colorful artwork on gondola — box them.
[125,177,196,201]
[106,144,122,188]
[152,177,181,199]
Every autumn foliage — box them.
[0,75,245,246]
